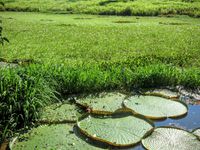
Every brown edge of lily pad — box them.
[192,128,200,140]
[122,97,188,120]
[77,113,155,147]
[141,126,200,150]
[144,92,179,100]
[75,98,132,115]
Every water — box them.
[155,105,200,130]
[130,104,200,150]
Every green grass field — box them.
[1,0,200,17]
[0,10,200,143]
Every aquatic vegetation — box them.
[38,103,81,124]
[142,127,200,150]
[7,93,200,150]
[77,114,154,146]
[123,96,188,119]
[76,92,127,114]
[10,124,103,150]
[144,89,179,100]
[0,11,200,145]
[193,128,200,139]
[6,92,200,149]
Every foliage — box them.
[77,92,126,114]
[0,2,9,46]
[124,96,188,119]
[0,66,58,143]
[1,0,200,17]
[11,124,102,150]
[0,12,200,143]
[142,127,200,150]
[78,115,153,146]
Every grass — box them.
[0,11,200,143]
[0,0,200,17]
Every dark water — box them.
[130,104,200,150]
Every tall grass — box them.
[1,0,200,17]
[0,66,58,143]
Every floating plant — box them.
[144,89,179,100]
[142,127,200,150]
[77,114,154,147]
[10,124,102,150]
[76,92,127,114]
[38,103,81,123]
[123,96,188,119]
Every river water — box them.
[132,104,200,150]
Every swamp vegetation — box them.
[0,1,200,149]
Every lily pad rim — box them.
[77,112,155,127]
[192,127,200,140]
[77,114,155,147]
[75,92,129,115]
[144,91,179,100]
[143,88,179,98]
[123,95,188,120]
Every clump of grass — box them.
[0,66,57,143]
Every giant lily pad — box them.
[123,96,187,119]
[193,128,200,139]
[77,115,154,146]
[145,89,179,99]
[76,92,126,114]
[10,124,102,150]
[38,103,81,123]
[142,127,200,150]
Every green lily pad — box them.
[123,96,188,119]
[38,103,81,123]
[142,127,200,150]
[77,92,126,114]
[77,115,154,146]
[145,89,179,99]
[10,124,102,150]
[193,128,200,139]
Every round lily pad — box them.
[123,96,188,119]
[76,92,126,114]
[145,89,179,99]
[193,128,200,139]
[10,124,102,150]
[77,115,154,146]
[38,103,81,123]
[142,127,200,150]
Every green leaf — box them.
[77,115,154,146]
[123,96,187,119]
[142,127,200,150]
[38,103,81,123]
[145,89,179,100]
[76,92,127,114]
[10,124,102,150]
